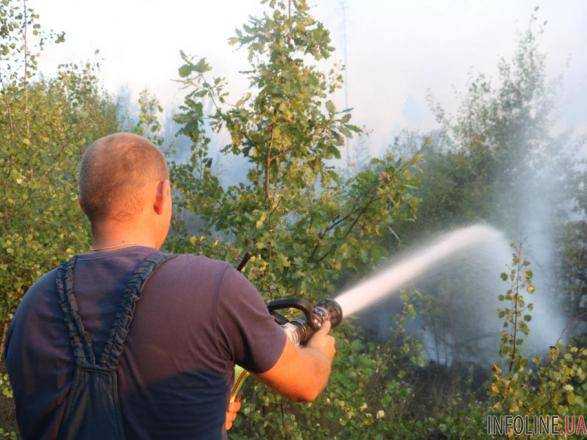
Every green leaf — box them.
[326,100,336,114]
[178,63,193,78]
[193,58,211,73]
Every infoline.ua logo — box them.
[486,415,587,436]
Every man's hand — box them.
[306,320,336,362]
[225,398,241,431]
[257,319,336,402]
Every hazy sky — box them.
[30,0,586,153]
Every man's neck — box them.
[90,221,159,251]
[90,240,155,252]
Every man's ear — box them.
[153,179,170,215]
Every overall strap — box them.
[99,253,177,370]
[56,257,96,367]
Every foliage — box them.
[168,0,425,437]
[170,0,419,301]
[0,60,120,314]
[132,88,164,146]
[556,220,587,344]
[403,10,582,237]
[391,11,586,367]
[0,45,119,310]
[497,243,536,372]
[0,0,585,437]
[0,0,120,431]
[490,246,587,424]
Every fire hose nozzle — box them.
[267,297,343,345]
[231,296,343,402]
[311,298,343,330]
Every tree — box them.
[169,0,419,436]
[391,11,586,365]
[170,0,419,301]
[491,245,587,417]
[132,89,164,146]
[0,2,120,428]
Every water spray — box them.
[334,224,504,317]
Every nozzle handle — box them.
[267,297,314,325]
[236,252,251,272]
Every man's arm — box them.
[216,265,336,403]
[257,320,336,402]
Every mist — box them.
[31,1,587,143]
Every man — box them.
[4,133,336,439]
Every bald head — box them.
[79,133,168,224]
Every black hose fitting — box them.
[267,297,343,345]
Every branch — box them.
[509,247,522,373]
[308,178,381,261]
[264,142,271,203]
[22,0,30,138]
[313,193,379,264]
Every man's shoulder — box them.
[165,253,231,273]
[155,253,233,289]
[33,267,60,289]
[24,267,59,301]
[12,267,60,322]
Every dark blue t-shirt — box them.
[4,246,286,439]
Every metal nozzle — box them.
[310,298,343,330]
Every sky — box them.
[30,0,587,154]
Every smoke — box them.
[355,220,563,365]
[515,163,567,348]
[352,226,507,364]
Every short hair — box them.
[78,132,168,223]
